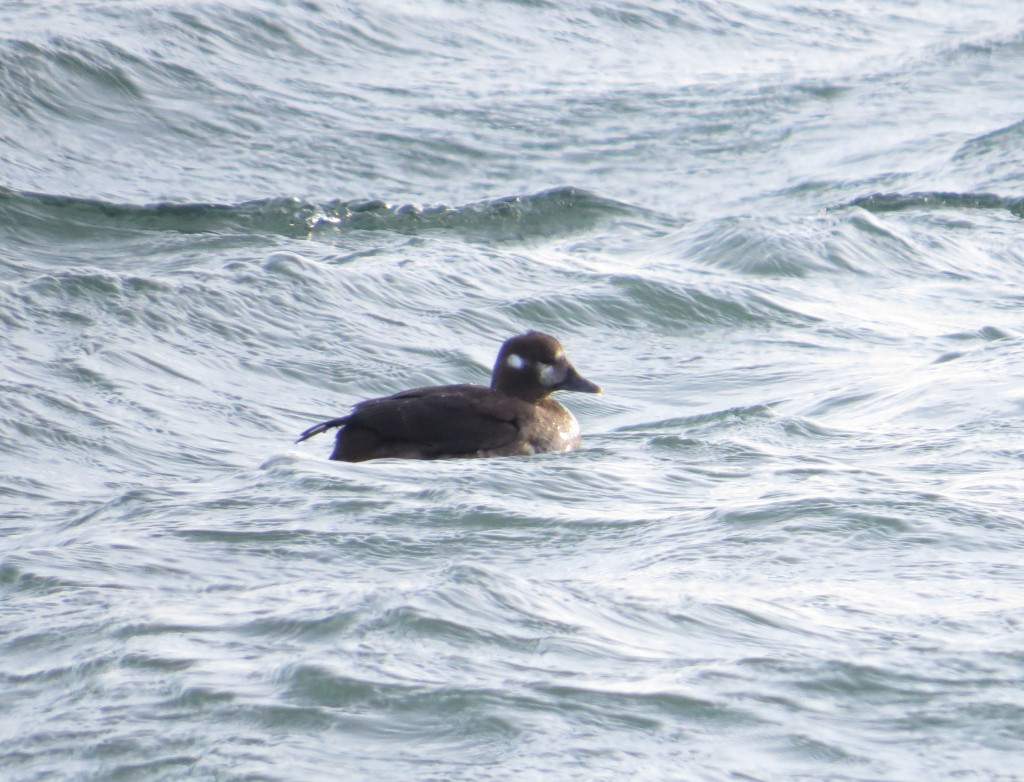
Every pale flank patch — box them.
[506,353,526,370]
[562,416,580,448]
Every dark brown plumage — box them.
[296,331,601,462]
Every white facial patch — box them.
[506,353,526,370]
[538,362,561,386]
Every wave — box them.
[836,191,1024,218]
[0,185,659,243]
[492,274,821,333]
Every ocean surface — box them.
[3,1,1024,780]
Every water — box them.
[3,1,1024,779]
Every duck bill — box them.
[558,365,602,394]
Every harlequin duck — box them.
[297,331,601,461]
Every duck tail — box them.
[296,416,350,443]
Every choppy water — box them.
[4,2,1024,780]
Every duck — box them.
[296,331,601,461]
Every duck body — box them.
[297,331,600,462]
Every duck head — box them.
[491,331,601,403]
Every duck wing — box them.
[346,384,521,455]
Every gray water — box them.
[3,2,1024,780]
